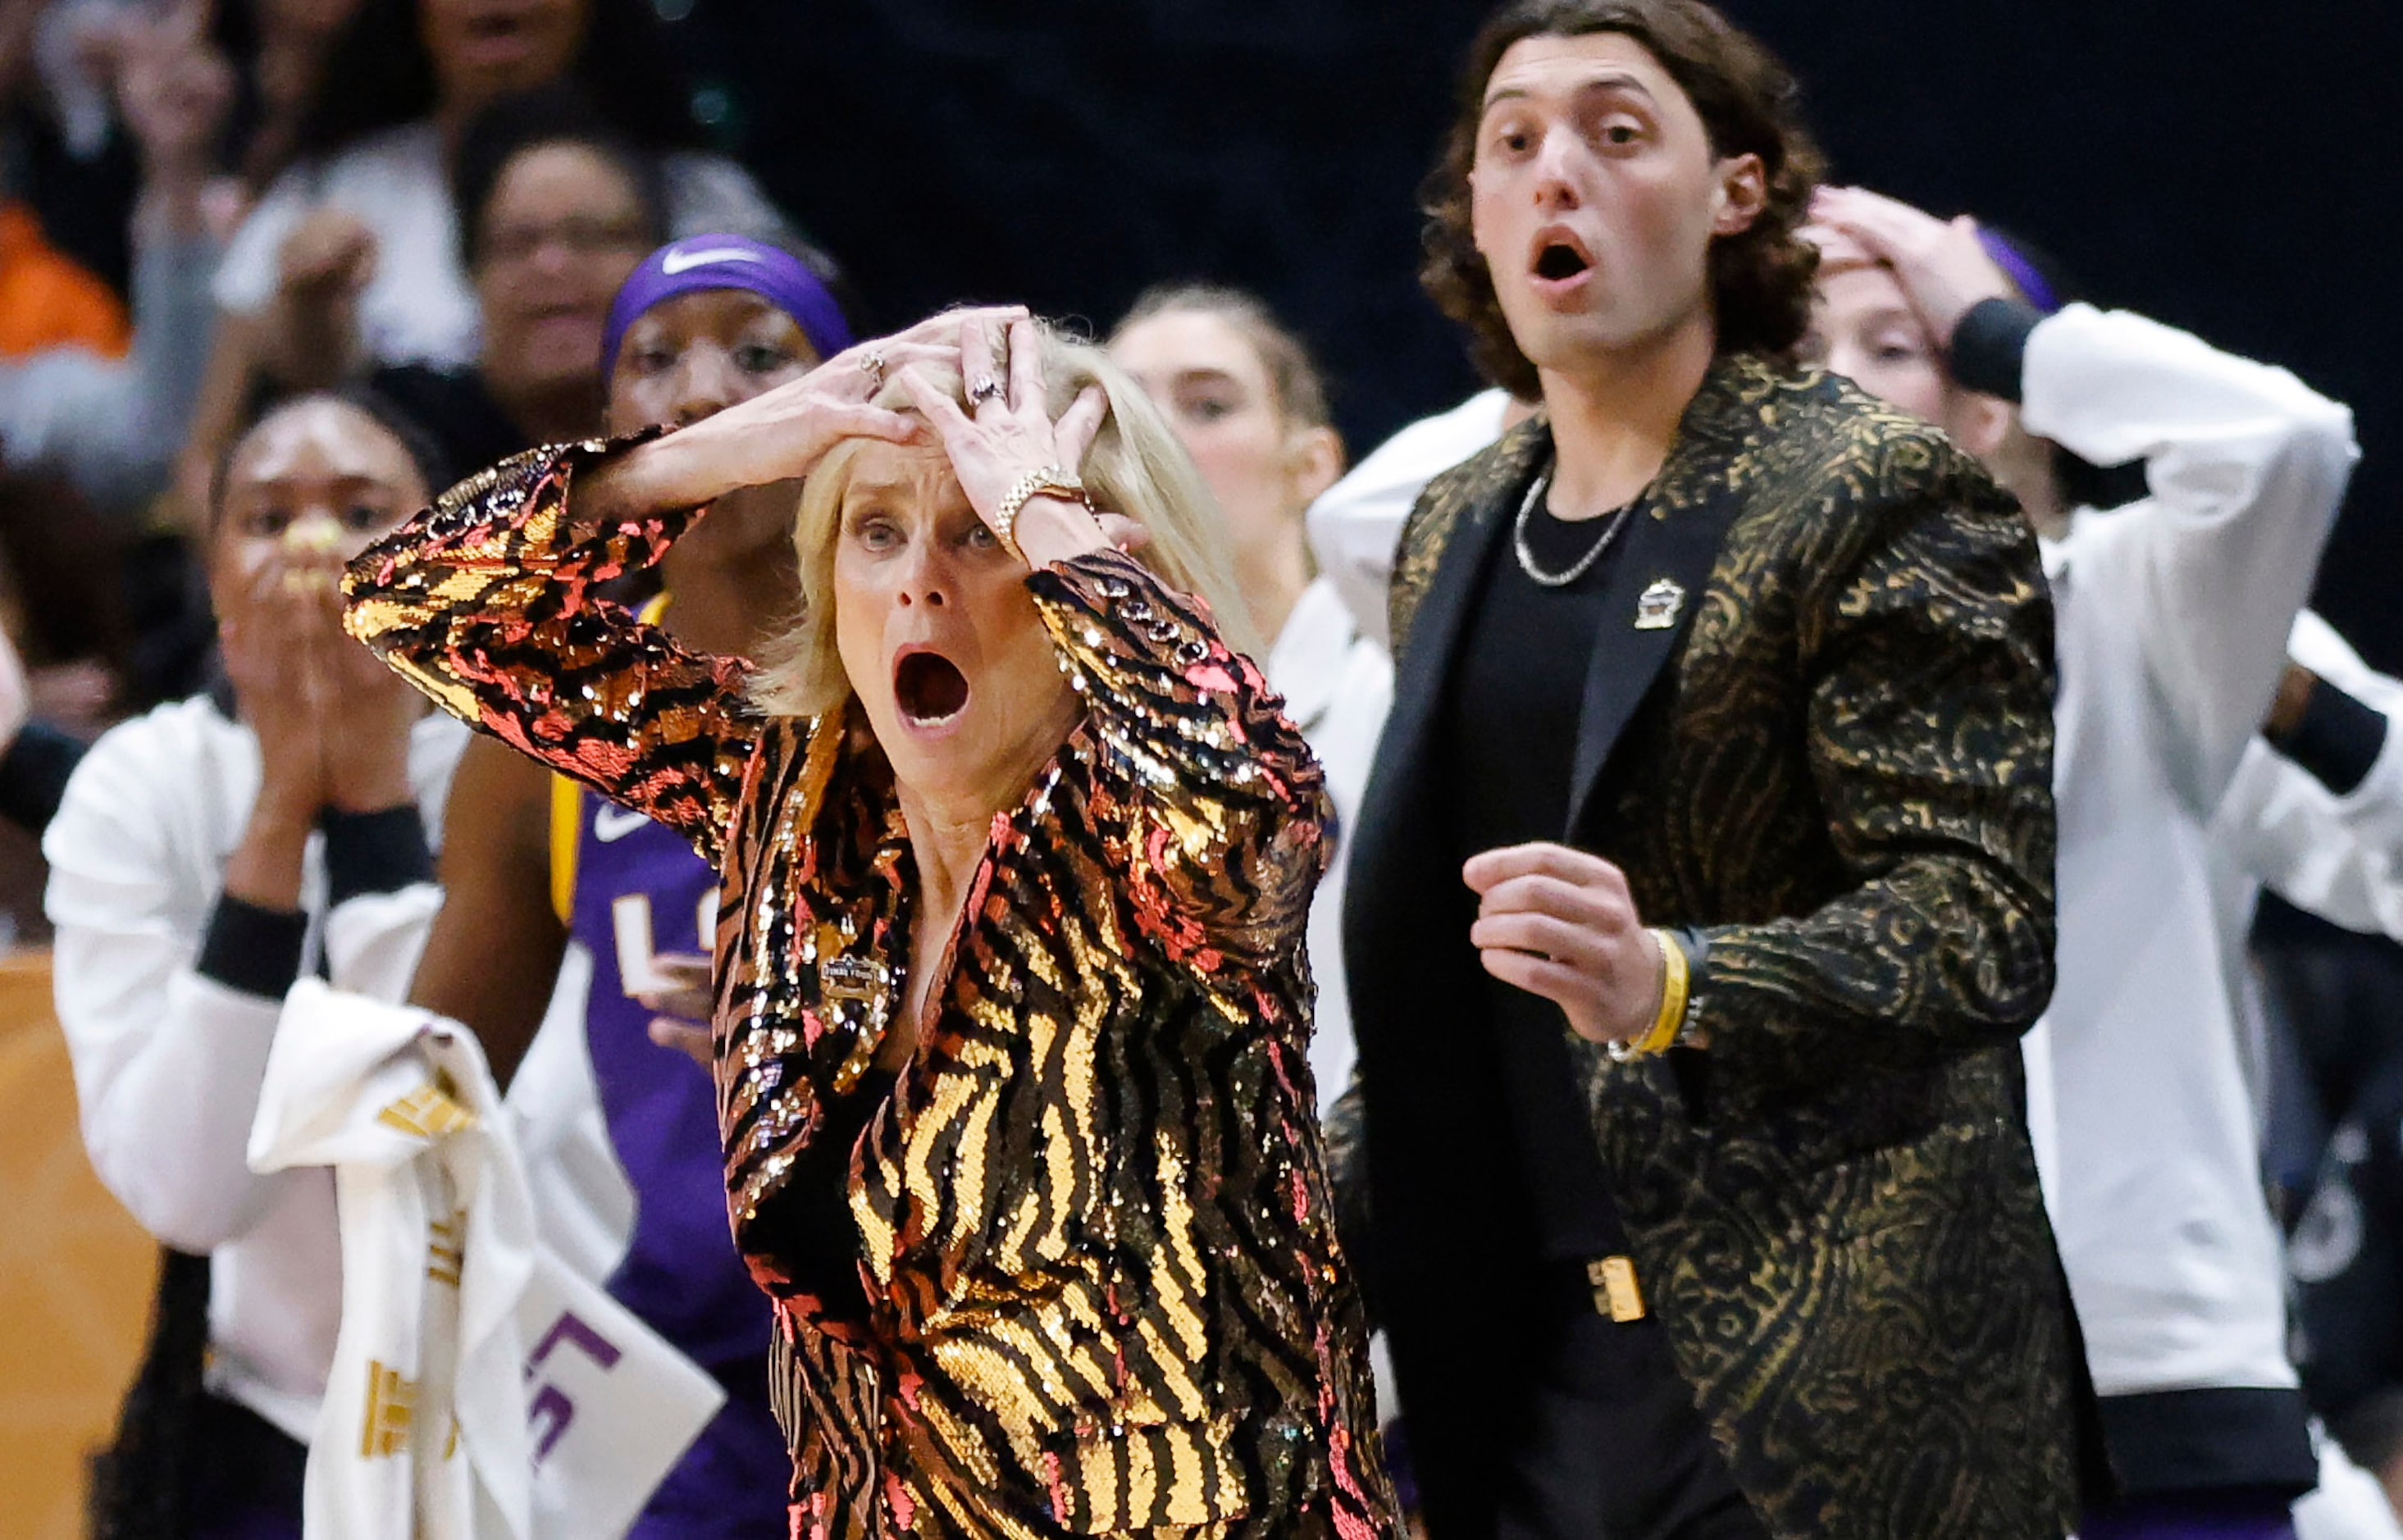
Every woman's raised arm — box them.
[899,318,1333,968]
[344,308,1016,860]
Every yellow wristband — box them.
[1607,928,1689,1062]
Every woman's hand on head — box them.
[586,305,1032,524]
[1809,186,2015,344]
[895,315,1115,568]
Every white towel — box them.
[250,978,726,1538]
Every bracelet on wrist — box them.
[1606,927,1691,1063]
[992,465,1092,561]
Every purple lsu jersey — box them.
[562,778,766,1360]
[558,777,789,1534]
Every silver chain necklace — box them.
[1513,470,1636,588]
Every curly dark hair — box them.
[1421,0,1825,396]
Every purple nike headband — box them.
[1976,227,2064,317]
[601,235,853,376]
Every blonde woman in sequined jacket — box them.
[343,307,1399,1538]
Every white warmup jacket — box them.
[2209,617,2403,1540]
[1306,388,1516,654]
[48,697,466,1440]
[1268,576,1393,1115]
[2214,612,2403,948]
[44,695,622,1442]
[251,981,720,1538]
[2014,304,2355,1484]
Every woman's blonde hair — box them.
[747,321,1257,718]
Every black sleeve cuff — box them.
[1671,927,1712,1042]
[2268,677,2391,797]
[320,805,434,907]
[0,720,89,836]
[195,895,309,1000]
[1948,297,2045,403]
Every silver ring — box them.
[967,376,1004,406]
[857,351,886,385]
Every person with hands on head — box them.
[345,308,1398,1533]
[1803,185,2364,1538]
[46,390,465,1540]
[1337,2,2088,1536]
[400,232,856,1538]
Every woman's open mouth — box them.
[894,649,970,726]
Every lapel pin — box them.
[1635,576,1686,631]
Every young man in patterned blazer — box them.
[1333,1,2099,1535]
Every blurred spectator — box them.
[52,390,462,1540]
[7,0,358,303]
[217,0,364,198]
[0,470,123,727]
[0,1,228,518]
[0,199,126,353]
[1106,284,1381,1116]
[219,0,785,383]
[0,0,130,357]
[0,618,61,943]
[2264,902,2403,1431]
[0,618,88,838]
[2330,1389,2403,1520]
[369,85,664,474]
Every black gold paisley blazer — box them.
[1341,354,2088,1538]
[345,442,1398,1538]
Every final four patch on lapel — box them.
[1634,577,1685,631]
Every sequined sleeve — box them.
[342,437,757,864]
[1026,548,1332,967]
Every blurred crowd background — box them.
[5,0,2401,1531]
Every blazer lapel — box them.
[1352,421,1551,875]
[1563,359,1757,835]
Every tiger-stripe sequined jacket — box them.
[343,440,1399,1538]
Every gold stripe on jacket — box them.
[344,439,1399,1537]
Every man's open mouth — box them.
[894,649,969,725]
[1534,241,1594,281]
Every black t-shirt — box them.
[1443,479,1634,1264]
[751,1066,899,1325]
[1437,474,1750,1534]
